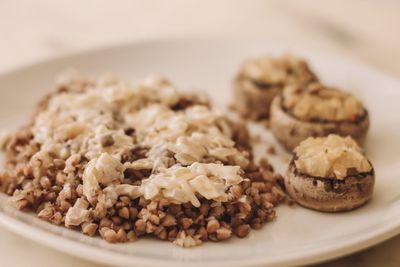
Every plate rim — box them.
[0,37,400,267]
[1,205,400,267]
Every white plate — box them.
[0,39,400,267]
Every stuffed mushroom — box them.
[233,55,318,120]
[285,134,375,212]
[270,82,369,151]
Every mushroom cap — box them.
[233,76,281,120]
[270,95,369,151]
[284,161,375,212]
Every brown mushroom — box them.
[233,55,318,120]
[284,135,375,212]
[270,83,369,151]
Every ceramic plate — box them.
[0,39,400,267]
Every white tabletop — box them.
[0,1,399,266]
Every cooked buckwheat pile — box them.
[0,72,285,247]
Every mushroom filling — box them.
[282,83,366,123]
[293,135,372,180]
[239,55,317,89]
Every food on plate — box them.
[232,54,318,120]
[0,72,285,247]
[284,134,375,212]
[270,82,369,151]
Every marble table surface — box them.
[0,0,399,266]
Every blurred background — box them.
[0,0,399,266]
[1,0,399,76]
